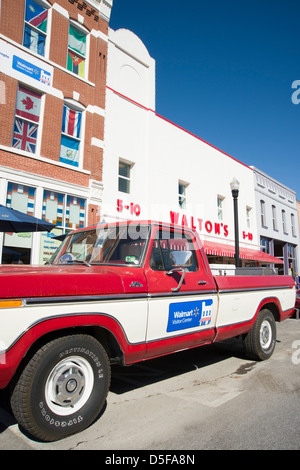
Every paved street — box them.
[0,318,299,451]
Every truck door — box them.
[144,226,218,358]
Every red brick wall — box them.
[0,0,108,190]
[0,149,90,186]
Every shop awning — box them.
[203,241,284,264]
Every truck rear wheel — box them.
[243,308,276,361]
[10,334,110,441]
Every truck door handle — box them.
[198,281,208,285]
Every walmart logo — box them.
[167,299,213,333]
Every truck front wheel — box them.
[10,334,111,441]
[243,308,276,361]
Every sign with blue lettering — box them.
[167,299,213,332]
[12,55,51,86]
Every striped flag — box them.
[24,25,46,56]
[67,25,86,77]
[24,0,48,56]
[68,25,86,55]
[60,135,79,167]
[67,51,85,78]
[16,85,41,123]
[60,105,82,167]
[61,105,82,138]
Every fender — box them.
[214,296,294,343]
[0,313,147,389]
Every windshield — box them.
[52,224,150,266]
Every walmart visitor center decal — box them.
[167,299,213,332]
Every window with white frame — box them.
[272,205,277,231]
[118,161,131,193]
[178,182,188,209]
[12,84,42,154]
[246,206,251,228]
[282,209,287,234]
[42,190,86,230]
[23,0,49,57]
[67,22,87,79]
[59,102,83,167]
[260,200,266,227]
[291,213,295,237]
[217,196,224,220]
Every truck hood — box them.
[0,264,129,299]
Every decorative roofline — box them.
[67,0,113,22]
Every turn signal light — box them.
[0,300,23,308]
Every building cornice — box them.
[68,0,113,22]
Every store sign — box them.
[0,39,53,90]
[170,211,229,237]
[12,55,51,86]
[114,199,253,241]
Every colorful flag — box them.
[67,51,85,78]
[61,105,82,138]
[12,118,38,153]
[23,24,46,56]
[68,25,86,56]
[16,85,41,123]
[25,0,48,32]
[60,135,79,167]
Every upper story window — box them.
[217,196,224,220]
[12,84,42,154]
[282,210,287,234]
[118,161,131,193]
[67,23,87,79]
[178,182,188,209]
[260,200,266,227]
[272,205,277,231]
[246,206,251,228]
[23,0,49,57]
[291,214,296,237]
[60,103,83,167]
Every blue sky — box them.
[109,0,299,196]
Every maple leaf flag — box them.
[22,96,34,111]
[16,85,41,123]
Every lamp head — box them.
[230,177,240,197]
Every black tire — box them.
[10,334,111,442]
[243,308,276,361]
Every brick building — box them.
[0,0,112,263]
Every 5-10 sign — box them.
[117,199,141,217]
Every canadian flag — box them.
[16,85,41,123]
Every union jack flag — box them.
[12,118,38,153]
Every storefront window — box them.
[42,190,64,226]
[65,196,86,229]
[40,191,86,263]
[260,237,270,253]
[3,183,36,264]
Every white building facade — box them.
[253,168,300,276]
[102,29,284,271]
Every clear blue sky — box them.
[109,0,299,196]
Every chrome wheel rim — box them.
[45,356,94,416]
[260,320,272,350]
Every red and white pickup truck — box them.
[0,220,296,441]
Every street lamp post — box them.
[230,177,240,268]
